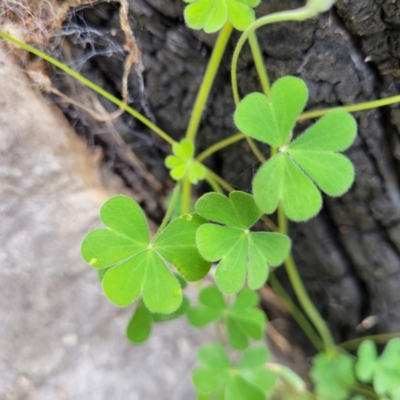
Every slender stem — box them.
[339,332,400,351]
[181,176,192,215]
[269,273,324,352]
[0,31,176,146]
[351,384,379,399]
[284,254,335,350]
[186,22,233,141]
[205,168,235,192]
[231,7,312,105]
[246,137,266,163]
[205,175,223,193]
[278,205,335,350]
[261,215,279,232]
[248,32,270,97]
[299,94,400,120]
[155,183,181,239]
[196,133,245,162]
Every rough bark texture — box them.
[57,0,400,344]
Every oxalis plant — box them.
[3,0,400,398]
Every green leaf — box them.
[253,153,322,222]
[195,191,261,229]
[225,375,265,400]
[356,339,378,383]
[237,345,270,368]
[165,139,206,184]
[193,344,276,399]
[310,352,355,400]
[154,213,211,281]
[234,77,308,147]
[196,191,291,293]
[184,0,260,33]
[287,110,357,196]
[226,290,266,349]
[198,343,231,368]
[373,338,400,398]
[82,195,209,314]
[102,250,182,313]
[235,76,357,222]
[188,286,225,327]
[126,301,152,344]
[188,286,267,350]
[152,296,190,322]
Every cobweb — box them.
[0,0,164,206]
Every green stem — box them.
[0,31,176,146]
[186,22,233,142]
[351,384,379,399]
[205,175,223,193]
[269,273,324,352]
[299,94,400,120]
[231,7,312,105]
[339,332,400,351]
[248,32,270,97]
[246,137,266,163]
[205,168,235,192]
[284,254,335,350]
[154,182,182,239]
[181,176,192,215]
[278,205,335,350]
[196,133,245,162]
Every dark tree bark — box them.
[62,0,400,344]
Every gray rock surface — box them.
[0,44,209,400]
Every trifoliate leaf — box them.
[310,352,355,400]
[234,77,308,147]
[184,0,260,33]
[81,195,210,314]
[187,286,225,326]
[234,76,357,222]
[253,152,322,222]
[188,286,267,350]
[355,339,378,383]
[193,343,276,399]
[165,139,206,184]
[373,338,400,398]
[195,192,291,293]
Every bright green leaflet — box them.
[356,338,400,398]
[234,76,357,221]
[192,343,275,399]
[310,352,355,400]
[184,0,260,33]
[195,191,291,293]
[165,139,206,184]
[356,339,378,383]
[81,195,211,313]
[188,286,266,349]
[126,297,190,344]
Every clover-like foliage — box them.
[188,286,266,349]
[195,191,291,294]
[192,343,276,400]
[183,0,260,33]
[81,195,211,313]
[310,352,355,400]
[234,76,357,222]
[355,338,400,399]
[165,139,206,184]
